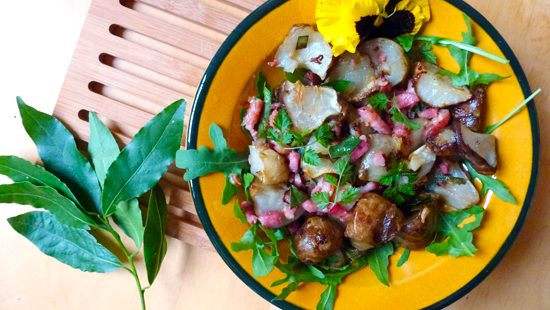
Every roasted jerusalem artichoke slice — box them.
[415,62,472,107]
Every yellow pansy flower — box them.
[392,0,431,34]
[316,0,431,56]
[316,0,388,56]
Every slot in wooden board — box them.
[54,0,266,250]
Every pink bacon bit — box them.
[425,109,451,138]
[229,173,242,186]
[283,205,297,220]
[267,60,278,67]
[395,81,420,109]
[376,77,392,93]
[269,140,290,156]
[311,177,336,197]
[379,52,388,62]
[359,182,380,194]
[351,137,370,163]
[372,152,387,167]
[418,108,439,119]
[242,97,264,141]
[439,160,451,175]
[240,201,258,225]
[302,199,319,213]
[328,204,352,222]
[392,122,410,142]
[292,173,304,188]
[288,151,301,174]
[357,105,392,135]
[258,211,285,228]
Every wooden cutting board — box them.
[53,0,266,250]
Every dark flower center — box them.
[355,10,416,40]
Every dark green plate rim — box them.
[187,0,540,309]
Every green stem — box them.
[485,88,542,134]
[415,36,510,64]
[104,221,147,310]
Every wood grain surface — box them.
[0,0,549,309]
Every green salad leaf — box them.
[329,136,361,158]
[256,72,273,139]
[8,211,123,272]
[396,248,411,267]
[380,161,418,204]
[322,80,353,93]
[465,162,518,204]
[426,206,485,257]
[368,93,390,112]
[366,243,394,286]
[314,123,335,148]
[290,186,308,208]
[389,105,422,131]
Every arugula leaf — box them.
[366,243,394,286]
[337,187,361,204]
[88,112,120,187]
[368,93,390,112]
[233,201,248,224]
[322,80,353,93]
[380,161,418,205]
[243,173,255,201]
[390,105,422,131]
[312,192,331,209]
[113,199,144,250]
[397,248,411,267]
[231,226,257,252]
[285,68,309,83]
[329,136,361,158]
[103,100,185,216]
[408,41,437,64]
[308,265,326,279]
[317,283,337,310]
[256,72,273,138]
[395,34,414,52]
[143,185,168,285]
[0,155,79,206]
[485,88,542,134]
[8,211,123,272]
[0,182,94,229]
[222,173,238,205]
[436,15,508,88]
[273,282,299,301]
[303,149,322,166]
[177,123,249,181]
[426,206,485,257]
[465,162,518,204]
[314,124,335,148]
[17,97,102,214]
[290,186,308,208]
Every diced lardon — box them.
[415,62,472,107]
[250,182,304,228]
[359,38,409,86]
[358,134,403,182]
[274,25,333,80]
[249,143,290,185]
[327,52,378,102]
[430,163,480,210]
[280,80,341,132]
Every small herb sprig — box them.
[379,161,418,205]
[0,98,185,309]
[367,93,421,131]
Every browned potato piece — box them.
[345,193,405,251]
[395,194,442,250]
[452,86,486,132]
[293,216,344,264]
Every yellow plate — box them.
[187,0,539,308]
